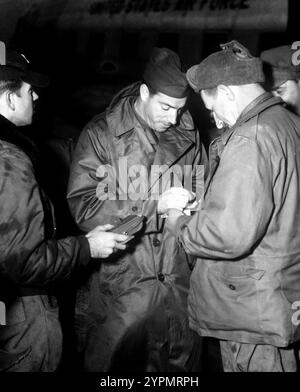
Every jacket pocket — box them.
[214,266,265,295]
[205,265,266,333]
[218,266,265,281]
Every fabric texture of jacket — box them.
[174,93,300,347]
[0,115,90,371]
[67,82,208,371]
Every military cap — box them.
[143,47,190,98]
[187,40,265,92]
[260,45,300,88]
[0,41,48,87]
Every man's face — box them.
[200,88,234,129]
[142,91,187,132]
[13,81,38,126]
[272,80,300,110]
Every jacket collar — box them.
[106,83,138,137]
[220,92,283,146]
[0,113,17,135]
[106,82,195,141]
[0,113,40,173]
[0,113,32,151]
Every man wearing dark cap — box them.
[0,42,129,371]
[260,44,300,115]
[159,40,300,371]
[67,47,208,371]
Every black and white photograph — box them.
[0,0,300,387]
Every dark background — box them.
[4,0,299,146]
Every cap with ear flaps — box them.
[187,40,265,92]
[142,47,190,98]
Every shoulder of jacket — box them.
[0,140,33,169]
[234,102,290,139]
[0,143,36,191]
[81,112,110,138]
[228,115,285,158]
[233,121,257,141]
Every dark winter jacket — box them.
[174,93,300,347]
[0,114,90,371]
[67,82,208,371]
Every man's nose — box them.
[33,91,39,101]
[168,110,177,125]
[213,113,224,129]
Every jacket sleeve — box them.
[173,135,274,259]
[0,147,90,287]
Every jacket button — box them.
[152,239,161,247]
[229,284,236,290]
[132,206,138,212]
[158,273,165,282]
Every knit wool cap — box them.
[260,45,300,88]
[187,40,265,92]
[143,47,190,98]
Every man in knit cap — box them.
[67,47,208,371]
[260,44,300,115]
[158,40,300,371]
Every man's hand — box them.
[157,187,195,215]
[86,224,129,258]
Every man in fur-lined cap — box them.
[159,40,300,372]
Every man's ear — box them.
[218,85,235,101]
[140,83,150,102]
[5,90,16,111]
